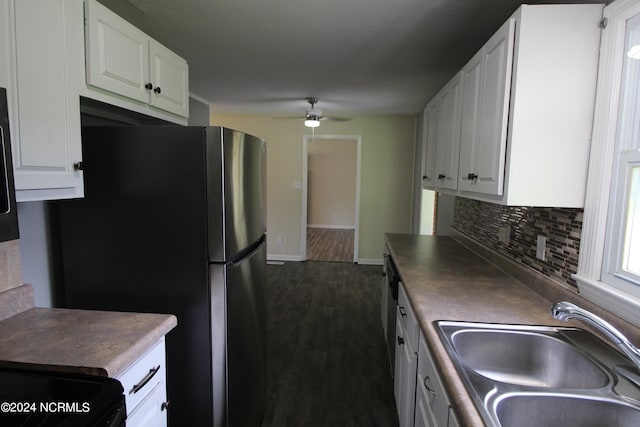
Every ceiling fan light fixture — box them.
[304,116,320,128]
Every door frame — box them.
[301,134,362,262]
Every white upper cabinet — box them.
[458,19,514,196]
[421,100,438,189]
[433,72,462,191]
[85,0,189,119]
[423,4,604,207]
[149,39,190,117]
[85,1,150,104]
[10,0,84,201]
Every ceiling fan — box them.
[302,97,348,128]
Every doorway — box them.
[301,134,361,262]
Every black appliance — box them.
[0,366,125,427]
[0,88,18,242]
[386,254,400,372]
[57,126,267,427]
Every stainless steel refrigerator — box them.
[56,126,267,426]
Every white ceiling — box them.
[101,0,608,117]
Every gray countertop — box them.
[0,286,176,378]
[384,233,582,427]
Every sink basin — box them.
[496,394,640,427]
[435,321,640,427]
[450,329,608,388]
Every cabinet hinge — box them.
[599,17,608,29]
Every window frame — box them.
[575,0,640,327]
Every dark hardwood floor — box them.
[263,261,398,427]
[307,227,355,263]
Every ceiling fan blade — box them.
[320,116,350,122]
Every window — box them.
[575,0,640,326]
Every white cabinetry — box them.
[85,0,189,118]
[9,0,83,201]
[421,100,438,189]
[422,4,603,207]
[433,73,462,191]
[116,338,169,427]
[458,19,514,196]
[415,333,458,427]
[394,282,419,427]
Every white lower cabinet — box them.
[391,283,459,427]
[394,282,419,427]
[116,339,169,427]
[415,333,455,427]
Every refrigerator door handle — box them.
[228,237,266,268]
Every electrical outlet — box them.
[276,235,283,245]
[498,225,511,245]
[536,235,546,261]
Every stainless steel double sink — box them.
[435,321,640,427]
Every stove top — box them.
[0,367,125,426]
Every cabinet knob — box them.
[399,306,407,318]
[422,175,429,180]
[467,173,478,181]
[73,162,83,171]
[438,174,446,180]
[154,86,162,94]
[161,400,170,411]
[397,336,405,346]
[145,82,153,90]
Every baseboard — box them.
[358,258,383,266]
[267,254,304,262]
[307,224,355,230]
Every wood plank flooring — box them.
[263,261,398,427]
[307,227,354,262]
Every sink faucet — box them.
[551,301,640,372]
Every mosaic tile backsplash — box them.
[452,197,582,289]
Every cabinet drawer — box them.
[398,282,419,350]
[116,339,166,415]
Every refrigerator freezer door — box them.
[210,239,267,427]
[207,127,266,262]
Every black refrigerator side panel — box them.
[225,240,267,427]
[207,127,266,262]
[57,126,213,426]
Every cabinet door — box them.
[399,338,417,427]
[393,306,404,404]
[447,407,460,427]
[458,50,482,192]
[149,39,189,117]
[458,18,514,196]
[126,382,167,427]
[85,0,150,104]
[12,0,83,201]
[474,18,514,195]
[415,376,436,427]
[417,334,450,427]
[394,305,418,427]
[421,101,438,189]
[434,73,462,190]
